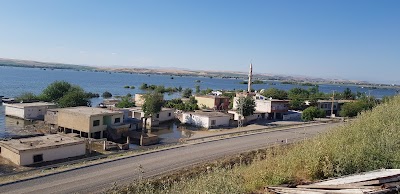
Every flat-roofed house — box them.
[53,107,129,139]
[195,95,230,110]
[0,134,85,166]
[317,100,356,116]
[180,111,231,129]
[130,107,175,127]
[5,102,57,120]
[233,93,290,120]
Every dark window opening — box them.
[33,154,43,163]
[168,113,171,117]
[114,118,121,123]
[156,114,160,118]
[93,120,100,126]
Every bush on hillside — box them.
[301,106,326,121]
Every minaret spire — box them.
[247,63,253,92]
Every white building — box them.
[5,102,57,120]
[0,134,86,166]
[228,110,262,123]
[181,111,231,129]
[129,107,175,127]
[233,93,290,120]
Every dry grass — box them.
[108,96,400,193]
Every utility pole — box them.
[238,97,244,128]
[330,90,335,117]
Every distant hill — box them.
[0,58,94,70]
[1,57,396,88]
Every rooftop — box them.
[0,134,85,152]
[185,111,230,118]
[4,102,56,108]
[317,100,356,103]
[129,107,174,112]
[195,95,229,99]
[58,106,122,116]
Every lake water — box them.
[0,66,397,139]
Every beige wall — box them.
[0,143,85,166]
[0,146,21,165]
[153,109,174,122]
[44,111,58,125]
[58,111,91,132]
[89,115,107,133]
[135,94,145,106]
[19,143,85,166]
[195,97,215,109]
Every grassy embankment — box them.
[108,96,400,194]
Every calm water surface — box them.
[0,66,397,139]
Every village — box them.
[0,64,363,168]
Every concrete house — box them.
[45,107,129,139]
[180,111,231,129]
[130,107,175,127]
[228,110,262,123]
[5,102,57,120]
[0,134,85,166]
[317,100,355,116]
[195,95,230,110]
[233,93,290,120]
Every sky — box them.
[0,0,399,83]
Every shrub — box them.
[302,106,326,121]
[102,91,112,98]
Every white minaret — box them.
[247,63,253,92]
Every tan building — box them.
[129,107,175,127]
[195,95,230,110]
[5,102,57,120]
[46,107,128,139]
[0,134,85,166]
[134,94,146,106]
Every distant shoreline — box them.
[0,58,399,90]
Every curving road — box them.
[0,123,339,194]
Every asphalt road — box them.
[0,122,340,194]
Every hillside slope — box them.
[109,96,400,194]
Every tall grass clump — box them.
[109,96,400,193]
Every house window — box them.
[211,120,216,126]
[168,113,171,117]
[156,114,160,118]
[33,154,43,163]
[93,120,100,127]
[114,118,121,123]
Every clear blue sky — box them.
[0,0,399,83]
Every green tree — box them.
[339,97,376,117]
[142,92,164,118]
[116,96,135,108]
[195,85,200,94]
[15,92,39,102]
[290,99,305,110]
[302,106,326,121]
[140,83,148,90]
[182,88,193,98]
[288,87,310,100]
[236,96,256,117]
[41,81,73,102]
[102,91,112,98]
[342,88,355,100]
[261,88,288,99]
[58,88,90,108]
